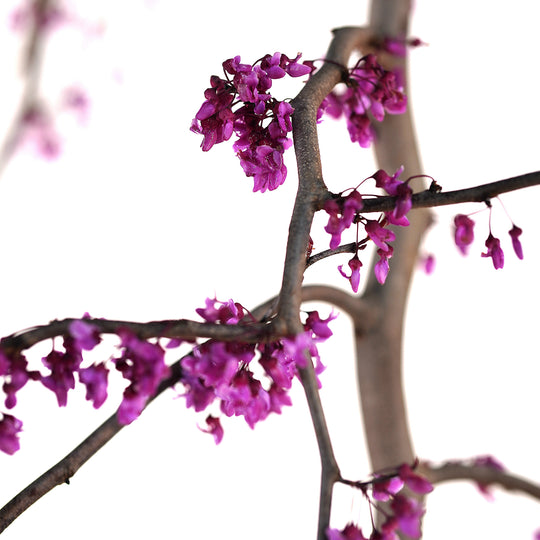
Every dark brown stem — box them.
[0,317,270,355]
[359,171,540,214]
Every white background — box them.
[0,0,539,538]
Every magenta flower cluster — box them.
[191,53,312,192]
[453,213,523,269]
[182,298,335,444]
[0,316,173,454]
[327,462,433,540]
[0,300,335,453]
[323,166,413,291]
[318,54,407,148]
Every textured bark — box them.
[356,0,430,484]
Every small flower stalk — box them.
[327,461,433,540]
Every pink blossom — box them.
[199,415,223,444]
[454,214,475,255]
[326,523,368,540]
[398,463,433,494]
[338,255,362,293]
[482,233,504,269]
[69,318,100,351]
[509,224,524,259]
[79,363,108,409]
[0,414,23,455]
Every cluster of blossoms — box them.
[0,300,335,453]
[323,166,413,291]
[327,462,433,540]
[192,49,409,192]
[0,316,171,454]
[191,52,313,192]
[453,209,523,269]
[318,54,407,148]
[181,297,335,443]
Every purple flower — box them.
[190,76,235,151]
[323,191,363,249]
[181,374,216,412]
[421,254,435,274]
[69,318,101,351]
[267,384,293,414]
[3,353,37,409]
[219,370,270,428]
[454,214,475,255]
[338,255,362,293]
[326,523,368,540]
[391,494,425,539]
[0,414,23,455]
[374,247,393,284]
[372,167,412,224]
[509,224,523,259]
[115,331,170,425]
[79,363,108,409]
[304,310,337,340]
[365,219,395,252]
[482,233,504,269]
[398,463,433,494]
[319,55,407,149]
[199,415,224,444]
[117,391,148,425]
[282,332,313,369]
[41,338,83,407]
[372,476,404,501]
[196,297,245,324]
[259,345,296,389]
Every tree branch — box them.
[359,171,540,214]
[0,359,183,533]
[420,460,540,502]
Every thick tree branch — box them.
[277,27,373,538]
[274,26,371,334]
[356,0,425,475]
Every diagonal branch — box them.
[0,359,183,533]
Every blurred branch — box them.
[0,0,54,177]
[355,0,428,536]
[420,460,540,501]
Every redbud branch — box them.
[0,317,271,354]
[0,0,53,178]
[0,359,184,533]
[276,27,372,540]
[274,26,371,333]
[419,460,540,501]
[359,171,540,214]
